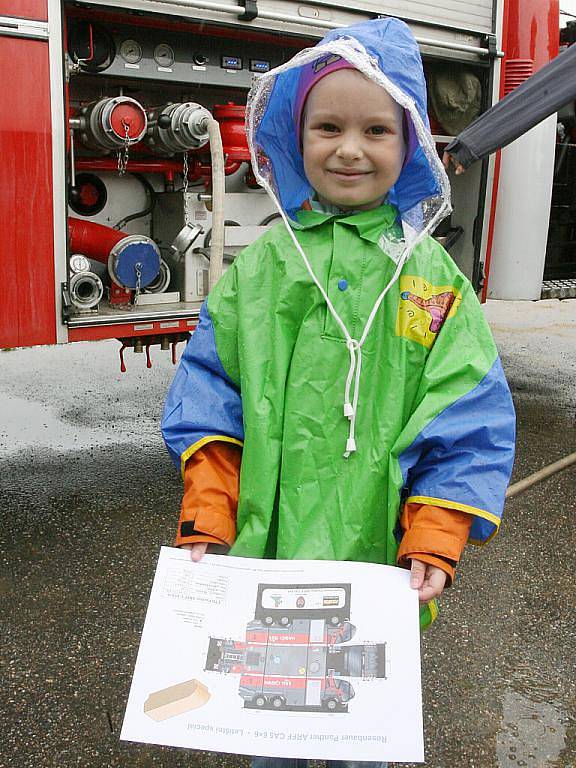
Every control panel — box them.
[68,20,292,88]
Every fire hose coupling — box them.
[108,235,161,291]
[68,252,104,310]
[171,222,204,258]
[146,103,212,155]
[77,96,148,152]
[68,218,161,291]
[69,270,104,310]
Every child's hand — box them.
[409,558,447,603]
[181,542,208,561]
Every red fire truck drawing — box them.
[204,583,386,713]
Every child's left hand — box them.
[409,558,447,603]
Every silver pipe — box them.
[0,15,49,40]
[70,128,76,187]
[67,306,201,327]
[136,0,495,55]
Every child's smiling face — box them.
[302,68,406,211]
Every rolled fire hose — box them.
[506,451,576,499]
[203,116,225,291]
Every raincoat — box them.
[162,18,516,627]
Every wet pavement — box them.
[1,299,575,768]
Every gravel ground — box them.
[1,299,574,768]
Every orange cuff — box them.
[175,441,242,548]
[397,503,473,584]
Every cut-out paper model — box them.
[205,583,387,713]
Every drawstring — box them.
[272,197,411,458]
[343,339,361,457]
[343,338,358,417]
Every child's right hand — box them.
[181,542,208,561]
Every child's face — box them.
[302,69,406,211]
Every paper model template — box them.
[205,583,387,713]
[124,553,423,762]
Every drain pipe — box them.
[506,451,576,499]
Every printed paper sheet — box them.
[121,547,424,762]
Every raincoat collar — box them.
[294,202,399,244]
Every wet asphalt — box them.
[1,299,575,768]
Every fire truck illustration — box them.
[204,584,386,713]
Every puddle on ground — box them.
[0,394,137,453]
[496,689,567,767]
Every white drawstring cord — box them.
[343,251,412,455]
[344,341,362,457]
[344,339,357,418]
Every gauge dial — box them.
[154,43,175,68]
[120,39,142,65]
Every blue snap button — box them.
[338,279,348,291]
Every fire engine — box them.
[204,583,386,712]
[0,0,561,364]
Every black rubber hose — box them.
[259,212,282,227]
[113,173,157,230]
[203,220,240,250]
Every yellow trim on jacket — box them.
[181,435,244,478]
[406,495,501,546]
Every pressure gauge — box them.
[120,39,142,65]
[154,43,175,68]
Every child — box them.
[161,17,515,768]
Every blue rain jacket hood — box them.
[248,17,449,226]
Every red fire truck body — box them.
[0,0,561,358]
[205,584,386,713]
